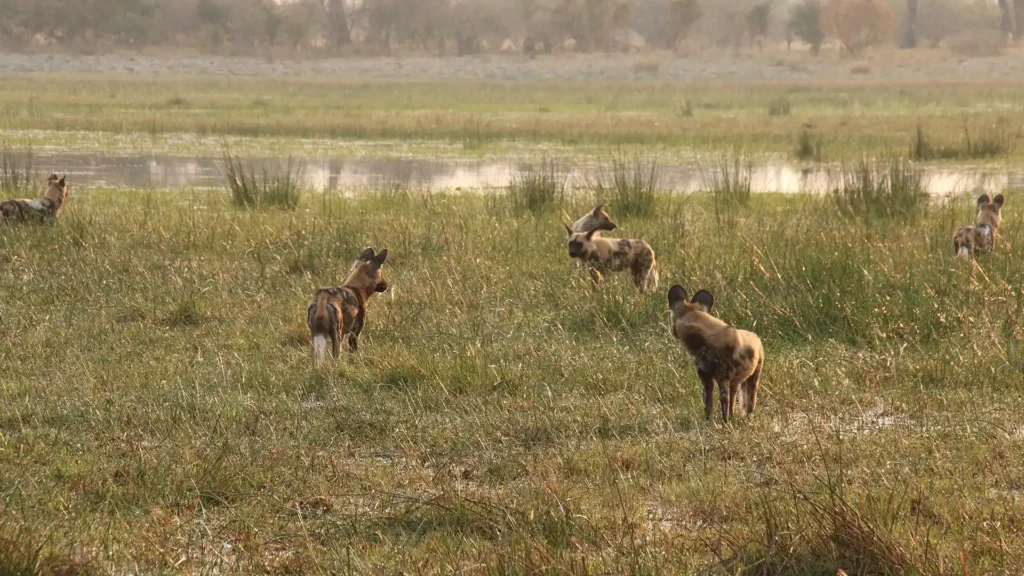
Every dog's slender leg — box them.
[699,372,715,421]
[744,357,763,415]
[728,380,742,420]
[719,380,730,423]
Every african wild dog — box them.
[952,194,1004,259]
[567,201,618,270]
[564,226,658,293]
[667,286,764,423]
[307,248,389,366]
[0,174,68,225]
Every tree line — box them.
[0,0,1010,57]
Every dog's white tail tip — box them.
[312,335,328,367]
[959,246,970,259]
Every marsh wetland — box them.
[2,59,1024,574]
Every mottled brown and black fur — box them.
[668,286,764,423]
[0,174,68,225]
[568,201,618,271]
[308,248,389,365]
[952,194,1004,259]
[565,226,658,293]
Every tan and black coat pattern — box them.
[565,226,658,293]
[0,175,68,225]
[307,248,389,365]
[952,194,1004,259]
[568,201,618,271]
[668,286,764,423]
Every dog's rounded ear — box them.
[357,248,376,262]
[667,285,687,308]
[692,290,714,312]
[59,175,67,188]
[371,248,388,268]
[994,194,1005,209]
[977,194,991,207]
[564,224,574,237]
[592,201,606,216]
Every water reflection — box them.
[13,153,1024,197]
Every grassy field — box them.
[2,74,1024,161]
[2,182,1023,573]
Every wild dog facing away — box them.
[564,225,658,293]
[667,286,764,424]
[308,248,389,366]
[952,194,1004,259]
[0,174,68,225]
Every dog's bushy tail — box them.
[308,293,337,367]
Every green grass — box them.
[586,151,662,218]
[222,151,303,210]
[502,158,566,214]
[2,188,1023,573]
[910,123,1018,161]
[832,156,928,223]
[6,74,1024,162]
[701,150,754,223]
[0,144,38,197]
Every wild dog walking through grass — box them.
[667,286,764,423]
[0,174,68,224]
[308,248,389,366]
[565,225,658,293]
[952,194,1004,259]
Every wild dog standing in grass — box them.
[566,201,618,271]
[308,248,389,366]
[0,174,68,225]
[952,194,1004,259]
[667,286,764,424]
[564,225,658,293]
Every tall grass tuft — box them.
[0,144,38,197]
[700,150,753,224]
[503,157,566,214]
[795,128,824,161]
[222,151,303,210]
[768,97,792,116]
[587,151,662,218]
[832,156,926,222]
[910,123,1016,161]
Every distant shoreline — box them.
[3,49,1024,83]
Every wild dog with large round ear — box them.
[308,247,390,366]
[565,225,658,294]
[667,285,764,423]
[952,193,1006,259]
[570,201,618,234]
[0,174,69,225]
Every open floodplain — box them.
[2,53,1024,573]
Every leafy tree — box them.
[667,0,702,46]
[747,1,771,49]
[825,0,894,56]
[787,0,824,55]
